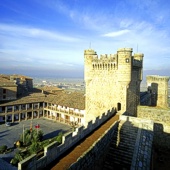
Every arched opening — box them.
[117,102,121,111]
[111,63,113,69]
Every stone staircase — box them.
[103,120,139,170]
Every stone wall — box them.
[69,115,153,170]
[0,86,17,101]
[137,106,170,123]
[137,106,170,149]
[18,109,116,170]
[69,121,119,170]
[127,70,141,116]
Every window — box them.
[126,58,129,63]
[117,102,121,111]
[3,89,6,93]
[3,95,6,99]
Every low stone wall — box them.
[137,106,170,149]
[69,121,119,170]
[120,115,154,130]
[18,109,116,170]
[137,106,170,124]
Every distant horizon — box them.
[1,69,169,81]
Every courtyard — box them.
[0,118,72,163]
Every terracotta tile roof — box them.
[39,86,63,92]
[0,91,85,110]
[45,91,85,110]
[0,76,10,82]
[0,93,45,106]
[10,74,33,80]
[0,77,17,87]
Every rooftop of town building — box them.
[0,91,85,110]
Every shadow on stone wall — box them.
[102,119,139,170]
[153,122,170,170]
[153,123,170,149]
[149,82,158,106]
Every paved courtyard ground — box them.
[0,118,72,163]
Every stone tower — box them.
[84,48,144,122]
[147,75,170,107]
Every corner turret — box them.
[117,48,133,83]
[133,53,144,81]
[84,48,98,83]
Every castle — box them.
[84,48,144,121]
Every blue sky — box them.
[0,0,170,78]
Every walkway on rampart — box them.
[49,114,119,170]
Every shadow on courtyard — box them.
[43,129,71,140]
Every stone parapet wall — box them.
[18,109,116,170]
[69,122,118,170]
[137,106,170,149]
[119,115,154,130]
[137,106,170,124]
[69,121,119,170]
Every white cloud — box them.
[102,29,130,37]
[0,23,80,42]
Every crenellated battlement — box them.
[84,48,143,70]
[146,75,170,107]
[134,53,144,60]
[117,48,133,52]
[92,54,117,61]
[84,49,97,55]
[147,75,170,82]
[133,53,143,68]
[91,54,118,70]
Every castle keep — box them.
[84,48,144,121]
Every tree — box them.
[56,132,63,144]
[19,129,43,146]
[28,141,42,154]
[10,151,24,166]
[0,145,7,153]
